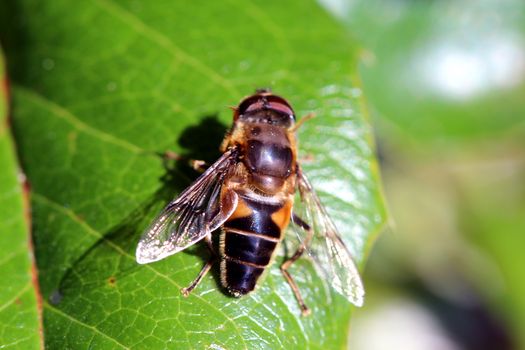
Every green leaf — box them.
[0,51,42,348]
[1,1,386,348]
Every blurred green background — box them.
[326,0,525,349]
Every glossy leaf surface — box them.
[0,1,386,348]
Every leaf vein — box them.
[15,86,145,154]
[227,0,292,64]
[95,0,241,98]
[0,282,31,313]
[0,247,25,268]
[44,302,130,349]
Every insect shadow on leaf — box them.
[177,115,227,167]
[52,114,229,304]
[159,114,230,292]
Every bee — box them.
[136,90,364,315]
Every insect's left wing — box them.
[291,167,365,306]
[136,148,239,264]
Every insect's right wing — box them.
[136,148,239,264]
[291,167,365,307]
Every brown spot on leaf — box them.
[108,276,116,286]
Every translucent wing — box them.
[291,167,365,306]
[136,148,239,264]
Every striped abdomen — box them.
[220,193,292,296]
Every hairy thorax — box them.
[240,122,295,194]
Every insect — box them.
[136,90,364,315]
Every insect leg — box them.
[163,150,183,161]
[191,159,208,173]
[281,214,314,316]
[203,233,217,256]
[290,112,315,133]
[181,234,216,297]
[291,213,311,232]
[162,151,209,173]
